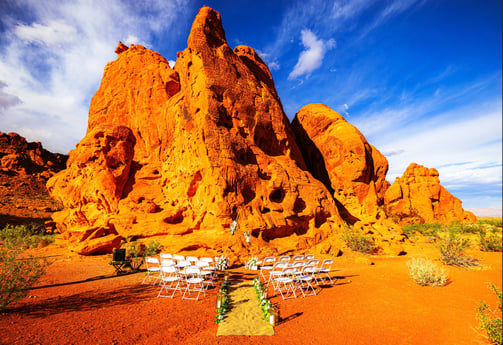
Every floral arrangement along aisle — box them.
[245,257,259,270]
[253,278,278,325]
[215,279,230,323]
[215,256,229,271]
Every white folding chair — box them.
[304,254,315,260]
[182,267,206,300]
[158,266,182,298]
[259,256,276,283]
[142,256,161,285]
[196,261,215,287]
[273,267,297,299]
[318,259,334,285]
[268,262,287,288]
[292,255,304,261]
[295,265,317,297]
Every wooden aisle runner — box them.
[216,280,274,336]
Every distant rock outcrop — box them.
[0,132,67,227]
[384,163,477,224]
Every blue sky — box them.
[0,0,501,214]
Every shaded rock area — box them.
[44,6,475,258]
[0,132,67,228]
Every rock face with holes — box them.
[48,6,344,257]
[384,163,476,225]
[291,104,404,255]
[292,103,390,223]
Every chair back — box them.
[304,254,315,260]
[321,259,333,268]
[161,266,178,274]
[177,260,191,268]
[263,256,276,264]
[196,261,209,268]
[306,259,319,267]
[278,256,290,263]
[160,253,173,259]
[273,262,287,270]
[292,255,304,261]
[200,257,214,263]
[292,261,305,269]
[186,256,199,263]
[302,265,316,274]
[173,254,185,261]
[161,259,176,267]
[145,256,159,265]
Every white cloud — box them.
[288,29,335,80]
[0,0,193,153]
[14,20,77,47]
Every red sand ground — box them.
[0,242,501,345]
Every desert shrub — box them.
[479,231,503,252]
[478,218,503,228]
[446,221,485,235]
[437,233,481,268]
[143,240,161,257]
[401,223,443,237]
[477,283,502,345]
[0,248,48,312]
[342,227,378,254]
[406,257,448,287]
[0,224,55,249]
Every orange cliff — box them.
[47,6,344,259]
[46,6,475,258]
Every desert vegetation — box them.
[0,224,50,312]
[477,283,502,345]
[341,227,379,254]
[406,257,448,287]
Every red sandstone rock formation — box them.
[291,104,404,255]
[48,6,344,258]
[384,163,476,225]
[46,6,475,258]
[292,104,390,222]
[0,132,67,227]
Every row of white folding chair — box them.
[157,266,207,300]
[160,253,215,264]
[271,265,318,299]
[265,259,334,286]
[143,256,216,285]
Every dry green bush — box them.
[477,283,502,345]
[406,257,448,287]
[0,248,48,312]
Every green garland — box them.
[253,278,275,322]
[215,279,230,323]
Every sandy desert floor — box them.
[0,240,501,345]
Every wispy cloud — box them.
[288,30,335,80]
[0,0,193,153]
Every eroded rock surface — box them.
[0,132,67,227]
[384,163,476,225]
[48,6,343,258]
